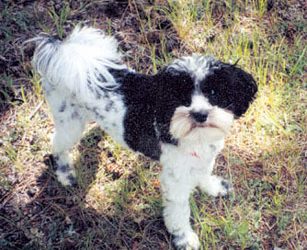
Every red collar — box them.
[190,151,200,159]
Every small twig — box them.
[0,55,8,61]
[28,100,44,120]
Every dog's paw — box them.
[43,154,57,169]
[220,179,233,195]
[56,168,77,187]
[173,231,200,250]
[199,175,233,197]
[214,178,233,197]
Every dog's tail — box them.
[30,26,127,95]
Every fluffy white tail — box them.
[31,26,127,94]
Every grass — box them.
[0,0,306,249]
[166,1,306,248]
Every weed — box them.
[48,2,71,38]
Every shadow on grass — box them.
[5,126,171,250]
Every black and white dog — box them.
[31,26,257,249]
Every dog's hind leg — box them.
[51,117,86,186]
[49,100,86,186]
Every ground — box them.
[0,0,306,249]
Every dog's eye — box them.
[210,89,215,95]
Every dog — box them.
[31,26,257,249]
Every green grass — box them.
[48,2,71,38]
[0,0,306,249]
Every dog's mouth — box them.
[170,108,229,139]
[191,122,219,129]
[189,121,226,135]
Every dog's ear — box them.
[206,63,258,118]
[226,64,258,117]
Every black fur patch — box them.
[59,101,66,112]
[200,63,257,117]
[119,69,194,160]
[71,110,79,119]
[87,79,94,92]
[91,107,104,120]
[120,72,161,160]
[67,174,77,186]
[154,68,194,144]
[95,89,102,99]
[115,60,256,161]
[58,164,70,172]
[105,101,114,112]
[97,73,107,82]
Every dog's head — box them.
[156,55,257,142]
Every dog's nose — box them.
[190,111,208,123]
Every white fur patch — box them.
[168,54,220,81]
[170,94,234,142]
[159,138,226,249]
[56,169,76,186]
[32,26,128,99]
[32,26,128,147]
[190,94,212,111]
[170,106,192,139]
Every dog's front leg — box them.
[160,163,200,250]
[197,160,233,197]
[198,174,233,197]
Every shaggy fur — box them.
[31,26,257,249]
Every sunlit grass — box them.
[0,0,305,249]
[166,0,306,248]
